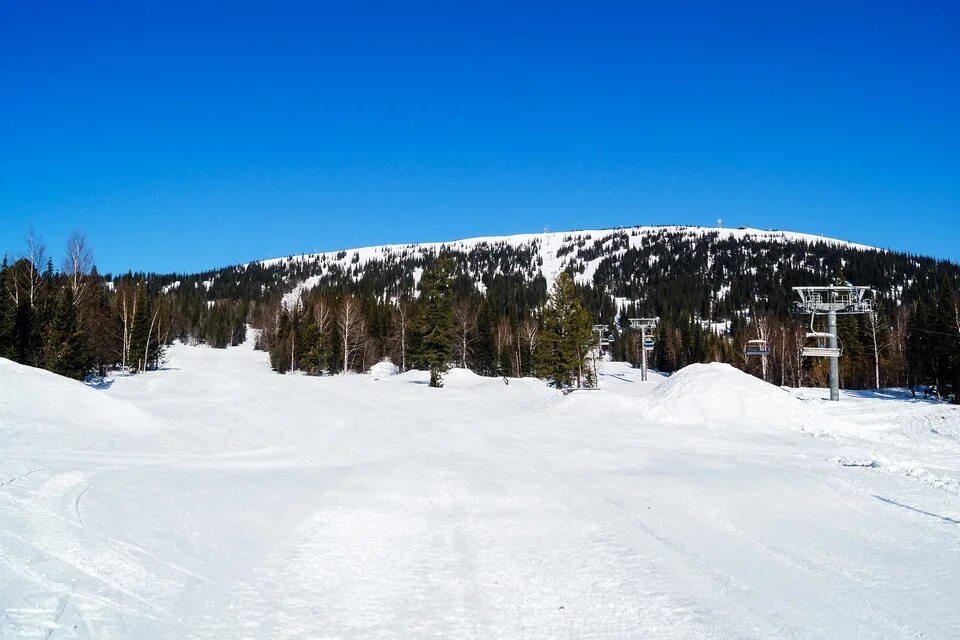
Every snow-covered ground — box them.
[2,343,959,639]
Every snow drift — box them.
[0,357,163,434]
[641,362,828,431]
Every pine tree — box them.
[45,287,92,379]
[417,257,455,387]
[534,272,593,387]
[127,282,153,373]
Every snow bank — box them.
[641,362,826,431]
[0,358,163,433]
[369,359,399,378]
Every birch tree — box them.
[866,310,885,389]
[337,294,365,373]
[392,300,410,371]
[63,229,94,306]
[453,300,478,369]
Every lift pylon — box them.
[793,285,872,401]
[628,317,658,382]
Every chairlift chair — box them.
[801,317,842,358]
[744,339,769,357]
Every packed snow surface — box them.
[2,344,960,639]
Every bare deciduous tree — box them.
[453,300,478,368]
[518,316,539,376]
[63,229,94,305]
[15,227,46,306]
[866,311,887,389]
[116,280,137,370]
[392,300,411,371]
[337,294,365,373]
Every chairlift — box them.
[801,317,842,358]
[593,324,611,348]
[744,339,769,357]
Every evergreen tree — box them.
[0,256,13,358]
[934,276,960,401]
[471,300,497,376]
[45,287,92,379]
[534,272,593,387]
[837,315,866,389]
[127,282,154,373]
[11,299,35,365]
[417,257,455,387]
[81,270,117,376]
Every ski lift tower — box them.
[628,317,658,382]
[793,285,872,401]
[591,324,611,388]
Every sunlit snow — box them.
[2,339,958,638]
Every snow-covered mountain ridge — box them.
[256,224,876,285]
[146,222,954,325]
[238,225,881,308]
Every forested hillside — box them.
[3,225,959,400]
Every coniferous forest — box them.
[3,226,959,402]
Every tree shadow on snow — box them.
[873,495,960,525]
[847,388,944,404]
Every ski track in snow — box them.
[2,343,959,639]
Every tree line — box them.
[2,230,166,378]
[2,227,959,401]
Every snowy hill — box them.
[3,343,960,638]
[250,225,877,307]
[151,224,888,305]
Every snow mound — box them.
[0,358,164,434]
[369,359,399,378]
[642,362,825,431]
[442,367,486,386]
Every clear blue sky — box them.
[1,1,957,274]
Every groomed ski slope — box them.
[2,342,959,639]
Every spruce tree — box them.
[45,287,92,379]
[417,257,455,387]
[81,271,117,376]
[837,315,865,388]
[534,271,593,387]
[472,300,497,376]
[127,282,153,373]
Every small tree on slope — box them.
[534,271,594,388]
[418,257,455,388]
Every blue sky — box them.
[1,1,957,274]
